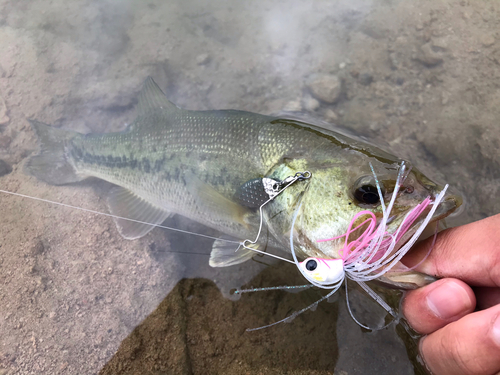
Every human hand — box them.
[402,214,500,375]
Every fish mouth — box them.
[411,168,463,223]
[374,188,462,290]
[396,187,462,246]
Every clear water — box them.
[0,0,499,374]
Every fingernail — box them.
[426,280,472,319]
[492,314,500,347]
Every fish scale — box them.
[68,109,271,239]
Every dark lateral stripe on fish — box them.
[72,147,236,188]
[72,147,173,174]
[71,142,239,188]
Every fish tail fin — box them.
[25,120,84,185]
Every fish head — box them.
[265,156,462,262]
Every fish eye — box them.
[354,185,380,204]
[305,259,317,271]
[352,176,384,206]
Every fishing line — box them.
[240,246,295,264]
[246,287,339,332]
[345,280,396,331]
[0,179,303,264]
[0,171,311,265]
[357,281,398,319]
[233,284,312,294]
[0,188,240,244]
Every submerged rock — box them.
[359,73,374,86]
[480,34,495,47]
[0,135,11,149]
[0,159,11,177]
[304,96,320,112]
[416,42,444,66]
[307,74,342,104]
[0,96,8,125]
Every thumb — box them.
[420,304,500,375]
[403,278,476,334]
[403,214,500,287]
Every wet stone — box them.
[307,74,342,103]
[0,96,8,125]
[30,240,45,256]
[323,108,338,123]
[480,34,495,47]
[416,42,444,66]
[283,100,302,112]
[0,135,12,149]
[359,73,374,86]
[395,77,405,86]
[0,159,11,177]
[196,53,210,65]
[304,96,320,111]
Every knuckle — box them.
[444,329,492,375]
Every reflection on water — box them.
[0,0,499,374]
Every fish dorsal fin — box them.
[209,238,256,267]
[137,77,178,116]
[107,186,172,239]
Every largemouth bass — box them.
[25,77,461,288]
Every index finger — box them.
[403,214,500,287]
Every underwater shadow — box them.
[100,262,340,375]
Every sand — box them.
[1,0,499,374]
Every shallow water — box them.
[0,0,499,374]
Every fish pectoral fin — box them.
[137,77,178,116]
[184,172,250,228]
[209,238,256,267]
[107,186,172,240]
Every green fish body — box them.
[26,78,461,286]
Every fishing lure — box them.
[235,162,448,331]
